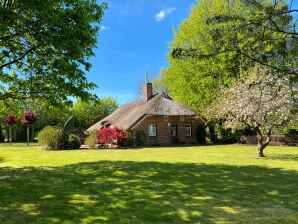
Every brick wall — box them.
[132,115,204,145]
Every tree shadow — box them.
[0,161,297,223]
[265,154,298,161]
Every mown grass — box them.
[0,143,297,223]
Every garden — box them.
[0,144,297,223]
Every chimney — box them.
[142,82,153,101]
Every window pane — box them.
[149,124,156,136]
[171,124,177,137]
[185,124,192,136]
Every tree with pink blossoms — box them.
[205,65,298,157]
[5,114,17,144]
[21,111,37,146]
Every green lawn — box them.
[0,144,297,224]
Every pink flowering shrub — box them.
[96,127,128,147]
[21,111,37,126]
[5,114,17,126]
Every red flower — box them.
[96,127,128,145]
[21,111,37,126]
[5,114,17,126]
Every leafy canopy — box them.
[164,0,297,112]
[72,97,118,129]
[0,0,107,106]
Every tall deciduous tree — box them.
[72,97,118,129]
[173,0,297,76]
[0,0,107,105]
[205,65,298,157]
[164,0,297,112]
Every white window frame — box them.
[149,124,157,137]
[185,124,192,137]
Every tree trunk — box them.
[9,126,12,145]
[258,142,265,157]
[255,126,272,157]
[27,126,30,146]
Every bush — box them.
[123,131,134,147]
[67,134,81,149]
[97,127,128,147]
[38,126,68,150]
[84,130,98,148]
[135,130,147,146]
[196,125,207,144]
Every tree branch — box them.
[172,47,297,76]
[0,46,37,70]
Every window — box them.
[185,124,192,137]
[171,124,177,137]
[104,123,111,128]
[180,115,185,121]
[149,124,157,137]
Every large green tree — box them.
[72,97,118,129]
[0,0,107,106]
[164,0,297,113]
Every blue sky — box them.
[88,0,196,105]
[87,0,297,105]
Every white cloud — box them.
[100,26,110,31]
[155,7,176,22]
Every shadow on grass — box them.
[0,161,297,224]
[265,154,298,161]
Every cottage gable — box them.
[87,82,205,145]
[87,92,198,131]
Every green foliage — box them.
[216,127,242,144]
[123,132,134,147]
[171,137,183,145]
[84,130,98,148]
[38,126,68,150]
[63,116,76,133]
[164,0,240,112]
[67,134,81,150]
[135,130,147,146]
[152,68,169,94]
[164,0,295,113]
[0,124,4,142]
[0,0,107,106]
[72,97,118,129]
[38,126,81,150]
[196,125,207,144]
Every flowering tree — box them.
[5,114,17,144]
[205,65,298,157]
[97,127,128,148]
[21,111,37,146]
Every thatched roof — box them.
[87,93,197,131]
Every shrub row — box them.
[38,126,81,150]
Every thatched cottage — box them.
[87,83,205,145]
